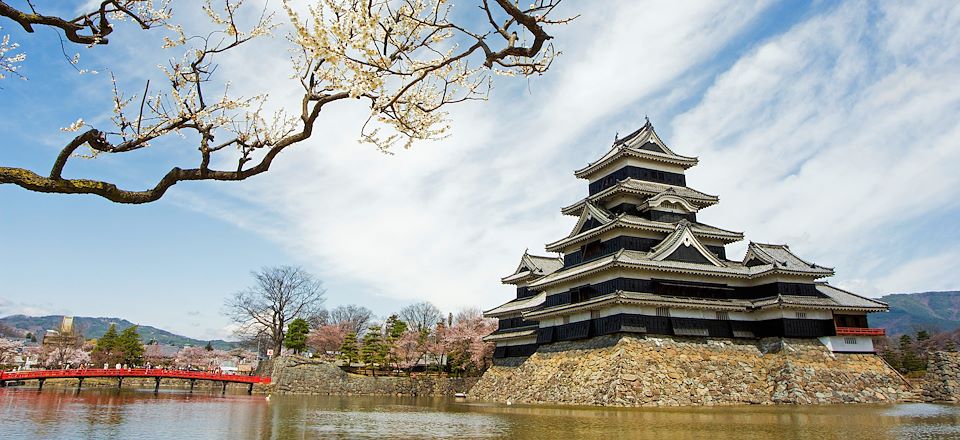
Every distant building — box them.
[485,120,888,360]
[41,316,84,348]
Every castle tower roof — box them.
[574,120,698,180]
[501,251,563,284]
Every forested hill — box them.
[0,315,236,349]
[869,291,960,336]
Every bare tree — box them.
[0,0,571,203]
[225,266,326,358]
[399,301,442,333]
[329,304,373,335]
[454,307,483,324]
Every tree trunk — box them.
[272,341,283,358]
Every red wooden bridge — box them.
[0,368,271,394]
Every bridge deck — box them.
[0,368,271,384]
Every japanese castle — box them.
[484,120,888,360]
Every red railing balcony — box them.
[836,327,885,336]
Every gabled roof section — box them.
[501,251,564,284]
[568,201,615,237]
[561,179,719,216]
[642,190,700,213]
[574,120,699,179]
[544,214,743,253]
[647,220,726,267]
[743,242,834,276]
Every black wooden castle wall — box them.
[542,278,822,308]
[589,165,686,195]
[563,236,726,268]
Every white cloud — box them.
[874,249,960,294]
[673,0,960,295]
[0,297,61,317]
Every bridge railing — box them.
[0,368,271,384]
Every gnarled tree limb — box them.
[0,0,569,204]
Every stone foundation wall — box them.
[470,335,912,406]
[922,351,960,403]
[267,356,477,396]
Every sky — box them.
[2,0,960,341]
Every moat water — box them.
[2,387,960,439]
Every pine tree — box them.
[92,324,119,366]
[118,326,145,366]
[898,334,924,373]
[879,338,902,371]
[339,332,359,364]
[361,325,387,369]
[385,315,408,339]
[384,315,408,368]
[284,318,310,354]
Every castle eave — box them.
[561,180,719,216]
[482,328,537,342]
[484,292,547,317]
[574,148,699,179]
[545,216,743,253]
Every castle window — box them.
[844,338,857,345]
[715,311,729,321]
[591,310,601,320]
[656,307,671,317]
[562,315,570,325]
[795,312,807,319]
[582,240,604,260]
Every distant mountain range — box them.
[870,291,960,337]
[0,315,236,350]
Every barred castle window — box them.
[795,312,807,319]
[656,307,671,317]
[844,338,857,345]
[562,315,570,325]
[591,310,601,320]
[716,311,729,321]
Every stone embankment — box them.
[264,356,477,396]
[471,335,912,406]
[922,351,960,403]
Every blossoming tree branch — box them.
[0,0,570,203]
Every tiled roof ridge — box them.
[815,282,889,307]
[748,241,829,270]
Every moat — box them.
[3,388,960,439]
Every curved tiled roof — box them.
[529,244,834,290]
[561,180,719,216]
[574,121,698,178]
[545,213,743,253]
[522,287,888,319]
[743,242,834,275]
[501,251,564,283]
[484,292,547,317]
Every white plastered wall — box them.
[819,336,876,353]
